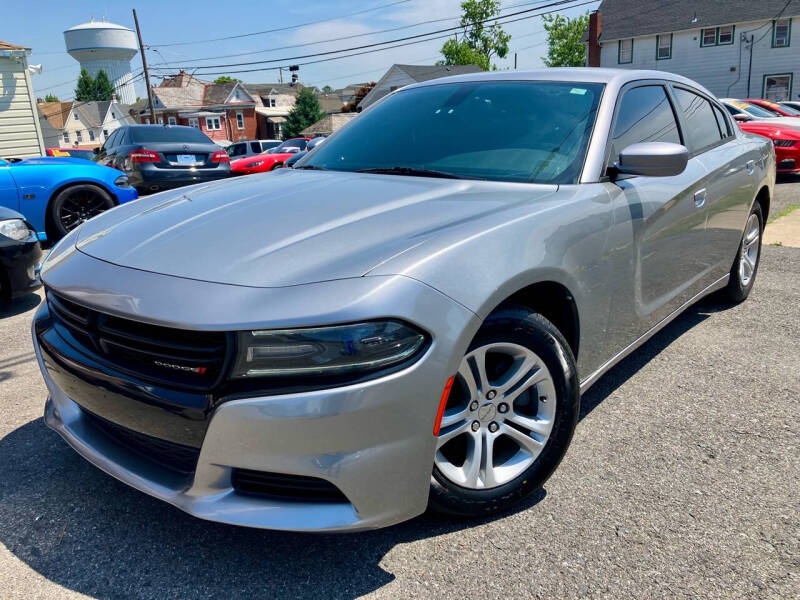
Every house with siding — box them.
[61,100,134,148]
[358,64,483,110]
[585,1,800,100]
[0,41,45,158]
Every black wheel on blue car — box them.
[718,201,763,303]
[429,307,580,518]
[49,184,115,240]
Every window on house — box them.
[89,130,95,141]
[111,112,116,119]
[205,116,221,130]
[168,116,177,125]
[763,73,792,100]
[63,132,70,143]
[76,130,83,142]
[701,28,717,46]
[656,34,672,59]
[618,39,633,64]
[773,18,791,47]
[189,117,199,128]
[673,88,723,153]
[267,98,276,107]
[73,113,79,120]
[157,117,163,124]
[718,25,734,45]
[236,111,245,129]
[103,129,108,137]
[609,85,680,166]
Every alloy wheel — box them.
[58,190,110,232]
[434,342,556,489]
[739,212,760,287]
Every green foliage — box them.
[74,68,95,102]
[439,0,510,71]
[74,69,116,102]
[282,87,325,139]
[542,13,590,67]
[93,70,115,101]
[44,93,59,103]
[321,85,334,93]
[213,75,241,84]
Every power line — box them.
[148,0,558,65]
[150,0,414,48]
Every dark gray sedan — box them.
[34,68,773,531]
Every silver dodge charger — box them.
[33,69,773,531]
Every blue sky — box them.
[6,0,598,102]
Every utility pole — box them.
[278,67,283,83]
[133,9,156,123]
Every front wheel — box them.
[429,307,580,517]
[718,202,763,303]
[49,184,115,240]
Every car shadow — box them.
[0,296,732,599]
[0,292,40,319]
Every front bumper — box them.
[775,146,800,173]
[34,252,479,531]
[0,236,42,298]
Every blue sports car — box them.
[0,157,138,243]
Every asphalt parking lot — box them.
[1,212,798,599]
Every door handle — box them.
[746,160,755,174]
[693,188,707,208]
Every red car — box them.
[743,98,800,118]
[230,138,310,175]
[738,121,800,173]
[45,147,96,161]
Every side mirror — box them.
[93,147,100,155]
[614,142,688,177]
[732,113,752,122]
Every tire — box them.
[270,162,284,170]
[429,306,580,517]
[717,201,763,303]
[48,184,115,241]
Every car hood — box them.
[753,116,800,130]
[75,169,557,288]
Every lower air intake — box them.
[231,469,348,502]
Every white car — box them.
[720,98,800,130]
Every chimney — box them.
[588,10,602,67]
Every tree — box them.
[44,93,59,103]
[93,69,115,101]
[321,85,334,94]
[439,0,510,71]
[213,75,241,84]
[542,13,590,67]
[74,68,95,102]
[282,87,325,139]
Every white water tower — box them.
[64,18,138,104]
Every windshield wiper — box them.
[356,166,464,179]
[294,164,329,171]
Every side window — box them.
[105,130,119,151]
[712,104,733,139]
[250,142,261,153]
[609,85,681,165]
[673,88,724,152]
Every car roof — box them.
[403,67,715,97]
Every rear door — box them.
[605,83,711,336]
[684,93,759,280]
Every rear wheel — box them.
[718,202,763,303]
[49,184,115,241]
[429,307,579,517]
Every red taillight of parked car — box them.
[211,151,230,163]
[130,149,161,163]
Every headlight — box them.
[232,320,427,378]
[114,175,131,188]
[249,161,264,168]
[0,219,32,241]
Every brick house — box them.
[133,71,258,143]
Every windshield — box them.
[769,101,800,115]
[732,102,779,118]
[64,149,94,160]
[301,80,604,184]
[131,126,214,143]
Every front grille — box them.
[47,291,231,391]
[82,408,201,474]
[232,469,349,503]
